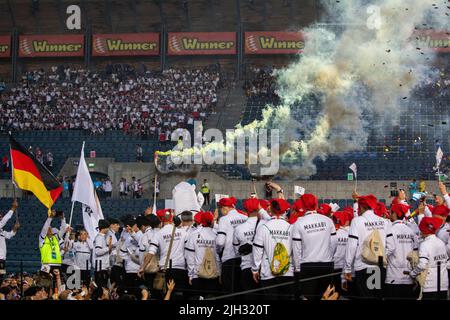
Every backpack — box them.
[198,247,219,279]
[265,224,290,276]
[144,253,160,274]
[407,251,428,300]
[361,229,387,266]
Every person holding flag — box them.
[38,210,66,272]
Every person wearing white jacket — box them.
[409,217,449,300]
[384,203,419,299]
[185,211,221,298]
[0,200,19,279]
[252,198,294,300]
[119,217,143,290]
[344,194,394,299]
[233,198,261,299]
[147,210,188,299]
[73,229,93,285]
[216,197,248,295]
[93,219,112,288]
[292,193,337,300]
[331,211,351,296]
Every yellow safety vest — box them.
[201,184,210,194]
[39,236,62,265]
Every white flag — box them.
[294,186,305,196]
[329,202,340,213]
[436,147,444,168]
[72,143,103,239]
[349,163,357,179]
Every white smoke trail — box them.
[239,0,448,178]
[161,0,448,178]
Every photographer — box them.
[0,200,20,279]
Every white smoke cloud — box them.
[239,0,448,178]
[160,0,447,179]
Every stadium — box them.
[0,0,449,302]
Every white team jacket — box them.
[385,220,418,285]
[333,226,349,270]
[185,226,221,280]
[138,227,159,265]
[252,217,294,280]
[292,212,337,270]
[233,216,258,270]
[94,233,110,270]
[344,210,394,273]
[119,231,141,273]
[149,224,187,270]
[73,241,92,270]
[410,235,449,292]
[216,209,248,263]
[0,210,16,260]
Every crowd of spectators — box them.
[243,65,280,103]
[0,64,221,138]
[0,270,175,300]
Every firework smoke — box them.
[161,0,448,178]
[238,0,448,178]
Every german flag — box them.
[9,135,62,212]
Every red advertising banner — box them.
[92,33,159,56]
[413,30,449,53]
[19,34,84,57]
[0,35,11,58]
[168,32,236,55]
[245,31,305,54]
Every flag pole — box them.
[68,201,76,227]
[152,174,158,213]
[69,141,85,226]
[9,132,19,223]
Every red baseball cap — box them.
[332,211,350,228]
[317,203,332,216]
[243,198,260,213]
[419,217,443,235]
[199,211,214,227]
[300,194,318,211]
[374,202,389,219]
[218,197,237,208]
[390,203,410,219]
[259,199,270,210]
[358,195,378,210]
[156,209,173,223]
[270,198,291,216]
[432,205,450,218]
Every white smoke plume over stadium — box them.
[161,0,447,178]
[235,0,449,178]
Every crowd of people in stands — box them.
[1,179,449,300]
[243,65,280,102]
[0,64,221,138]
